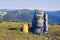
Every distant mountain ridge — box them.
[44,10,60,24]
[3,9,35,22]
[0,9,60,24]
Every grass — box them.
[0,22,60,40]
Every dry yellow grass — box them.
[0,22,60,40]
[0,22,23,27]
[0,22,32,27]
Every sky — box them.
[0,0,60,11]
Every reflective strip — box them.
[45,14,48,32]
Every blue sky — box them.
[0,0,60,11]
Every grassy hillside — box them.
[0,22,60,40]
